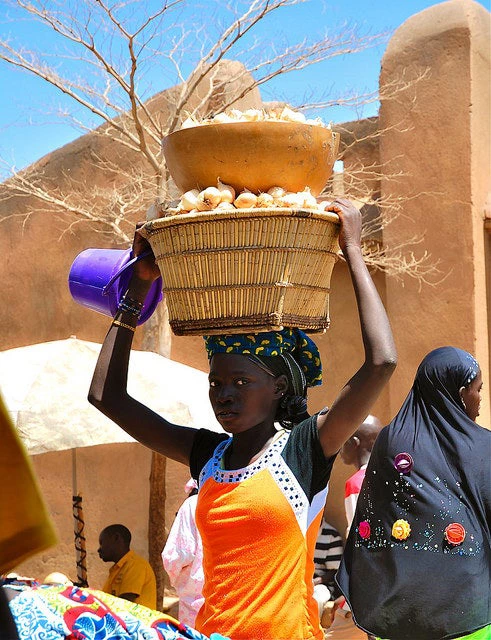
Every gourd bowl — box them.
[162,121,340,196]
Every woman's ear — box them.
[274,374,289,398]
[459,386,467,409]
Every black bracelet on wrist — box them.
[118,293,144,318]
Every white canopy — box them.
[0,336,222,455]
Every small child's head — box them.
[340,414,382,469]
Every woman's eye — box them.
[236,378,248,386]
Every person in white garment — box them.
[162,479,204,627]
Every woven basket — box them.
[139,208,340,336]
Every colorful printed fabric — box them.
[8,584,229,640]
[203,328,322,387]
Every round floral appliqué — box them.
[358,520,371,539]
[444,523,466,546]
[392,519,411,540]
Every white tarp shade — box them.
[0,336,221,455]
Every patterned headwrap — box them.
[203,328,322,389]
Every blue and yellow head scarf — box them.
[203,328,322,388]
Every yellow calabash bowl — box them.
[162,121,340,196]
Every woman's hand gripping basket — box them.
[140,108,341,336]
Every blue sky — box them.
[0,0,488,171]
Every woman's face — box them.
[208,353,283,434]
[460,370,483,422]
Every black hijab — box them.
[337,347,490,640]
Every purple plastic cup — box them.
[68,247,163,325]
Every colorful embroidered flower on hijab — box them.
[392,519,411,541]
[203,328,322,387]
[358,521,371,540]
[444,523,466,546]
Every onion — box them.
[256,192,275,208]
[179,189,200,212]
[196,187,222,211]
[227,109,246,121]
[242,108,263,122]
[234,191,258,208]
[216,178,236,204]
[180,117,198,129]
[299,187,318,209]
[211,112,235,124]
[280,106,306,123]
[267,186,286,199]
[279,192,304,208]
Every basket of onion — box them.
[139,183,340,336]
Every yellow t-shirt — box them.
[0,391,57,573]
[102,549,157,610]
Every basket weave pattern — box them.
[140,208,340,336]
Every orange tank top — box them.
[192,417,335,640]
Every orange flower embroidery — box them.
[444,523,466,546]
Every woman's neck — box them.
[225,423,279,470]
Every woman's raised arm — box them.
[317,198,397,457]
[88,226,197,466]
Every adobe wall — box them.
[15,443,152,589]
[379,0,490,427]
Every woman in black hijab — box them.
[337,346,490,640]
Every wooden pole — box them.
[148,451,167,611]
[72,448,88,587]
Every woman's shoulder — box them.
[192,428,229,458]
[189,428,229,480]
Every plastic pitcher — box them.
[68,248,163,325]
